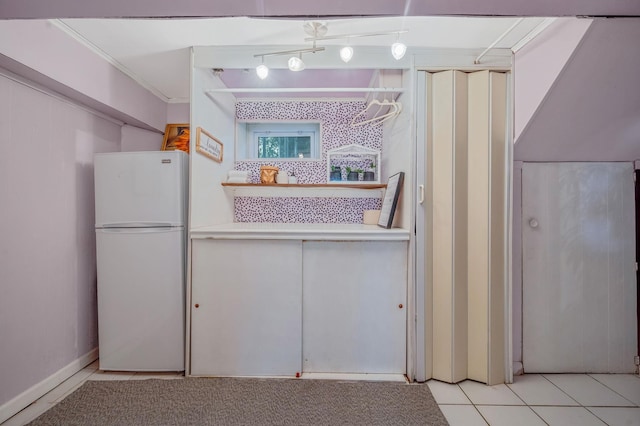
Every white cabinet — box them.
[190,239,302,376]
[189,232,409,377]
[302,241,407,374]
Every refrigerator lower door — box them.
[96,227,185,371]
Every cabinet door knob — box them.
[529,218,539,228]
[194,303,200,308]
[398,304,403,309]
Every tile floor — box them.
[3,363,639,426]
[430,373,640,426]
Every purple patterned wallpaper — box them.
[235,197,382,224]
[235,100,382,184]
[233,100,383,223]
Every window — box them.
[238,122,320,160]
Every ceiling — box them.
[49,16,556,102]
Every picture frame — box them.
[378,171,405,229]
[196,127,223,163]
[161,123,190,152]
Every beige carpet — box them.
[28,377,449,425]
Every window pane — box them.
[257,136,311,158]
[243,122,319,160]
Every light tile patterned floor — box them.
[3,364,639,425]
[433,373,640,426]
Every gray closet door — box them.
[522,162,636,373]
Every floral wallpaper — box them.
[233,100,384,223]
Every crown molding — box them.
[50,19,172,103]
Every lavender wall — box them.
[515,18,640,162]
[233,100,383,223]
[0,72,120,407]
[0,20,167,132]
[167,103,190,124]
[121,125,162,152]
[514,18,591,141]
[512,17,640,369]
[2,0,639,18]
[120,104,190,152]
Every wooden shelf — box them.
[221,182,386,198]
[221,183,386,189]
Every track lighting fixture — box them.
[255,56,269,80]
[340,45,354,63]
[305,28,408,62]
[256,64,269,79]
[391,41,407,60]
[254,47,322,77]
[391,33,407,60]
[251,23,408,78]
[288,54,305,72]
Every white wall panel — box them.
[522,162,637,373]
[189,66,235,228]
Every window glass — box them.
[240,122,320,159]
[257,135,312,158]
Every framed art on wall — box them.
[196,127,223,163]
[378,172,404,229]
[161,123,190,152]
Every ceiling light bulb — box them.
[391,42,407,60]
[288,55,305,72]
[340,46,354,63]
[256,64,269,80]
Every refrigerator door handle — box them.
[99,222,176,229]
[97,227,183,234]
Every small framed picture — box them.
[196,127,223,163]
[161,123,190,152]
[378,172,404,229]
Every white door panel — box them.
[522,162,636,373]
[302,241,407,374]
[95,151,187,227]
[190,240,302,377]
[96,227,185,371]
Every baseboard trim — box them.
[0,347,98,424]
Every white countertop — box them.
[190,222,410,241]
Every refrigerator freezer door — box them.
[95,151,187,227]
[96,227,185,371]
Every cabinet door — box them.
[302,241,407,374]
[522,162,636,373]
[190,239,302,376]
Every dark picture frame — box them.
[377,172,404,229]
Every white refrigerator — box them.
[94,151,187,371]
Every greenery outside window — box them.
[238,122,321,160]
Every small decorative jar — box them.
[276,170,289,184]
[260,166,279,184]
